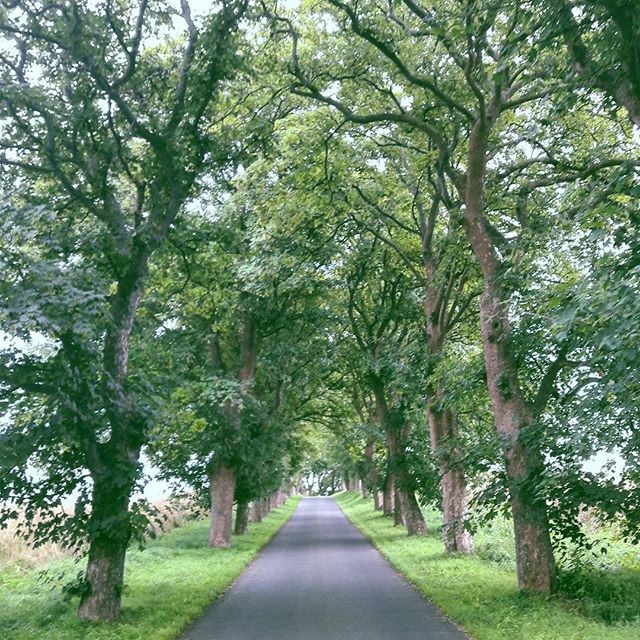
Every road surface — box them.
[181,496,468,640]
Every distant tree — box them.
[333,136,479,551]
[143,110,339,545]
[336,234,429,535]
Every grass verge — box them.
[1,496,301,640]
[335,491,640,640]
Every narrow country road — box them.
[181,496,468,640]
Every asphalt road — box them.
[181,496,468,640]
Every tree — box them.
[336,136,479,550]
[261,6,480,548]
[549,0,640,127]
[144,103,342,544]
[0,0,247,620]
[268,0,637,592]
[338,236,428,535]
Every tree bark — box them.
[372,380,400,521]
[78,535,128,621]
[382,473,395,517]
[419,192,474,552]
[364,439,379,504]
[208,310,257,545]
[209,464,236,547]
[396,485,426,534]
[428,400,473,552]
[373,491,383,510]
[393,487,404,526]
[254,498,269,519]
[461,116,555,592]
[387,422,426,535]
[234,500,249,535]
[440,461,473,553]
[239,308,258,383]
[77,472,133,621]
[78,264,146,621]
[251,500,262,523]
[479,288,556,592]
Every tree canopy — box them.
[1,0,638,622]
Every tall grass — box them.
[0,520,70,571]
[419,499,640,624]
[0,497,201,572]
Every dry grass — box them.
[0,520,70,570]
[145,496,206,537]
[0,496,204,571]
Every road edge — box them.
[333,491,471,640]
[177,495,302,639]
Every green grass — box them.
[0,496,300,640]
[335,491,640,640]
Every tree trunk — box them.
[77,267,146,620]
[346,476,361,492]
[393,487,404,526]
[397,465,426,532]
[395,485,426,535]
[387,424,426,535]
[209,464,236,547]
[78,472,133,621]
[78,535,128,621]
[462,116,555,592]
[428,401,473,552]
[209,308,258,543]
[480,291,556,591]
[364,439,379,504]
[373,491,383,510]
[441,464,473,553]
[393,461,426,535]
[361,482,369,499]
[251,501,262,523]
[421,214,473,551]
[234,500,249,535]
[382,473,395,517]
